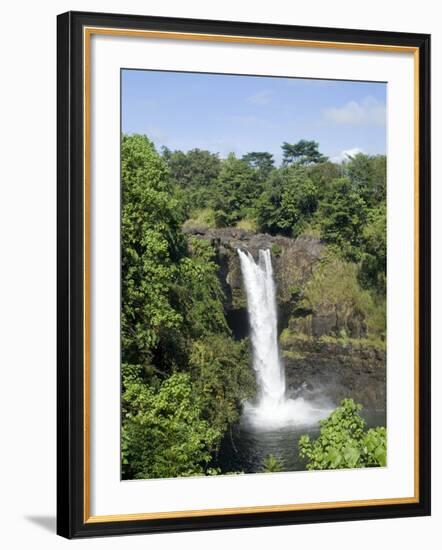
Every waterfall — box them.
[237,249,286,408]
[238,248,330,430]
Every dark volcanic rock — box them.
[184,226,323,311]
[282,338,386,410]
[185,226,386,411]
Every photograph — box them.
[120,69,388,480]
[55,9,430,539]
[0,0,437,546]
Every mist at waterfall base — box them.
[237,249,331,431]
[216,249,330,473]
[215,248,385,474]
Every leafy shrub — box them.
[122,372,221,479]
[302,253,373,335]
[262,454,285,473]
[271,243,282,256]
[188,334,255,435]
[236,218,258,232]
[299,399,387,470]
[183,207,216,229]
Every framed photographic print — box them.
[57,10,431,539]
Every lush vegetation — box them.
[163,139,386,297]
[299,399,387,470]
[121,133,387,479]
[165,138,386,346]
[121,135,255,479]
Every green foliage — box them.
[257,167,318,237]
[159,137,386,297]
[319,177,368,261]
[359,203,387,294]
[162,147,221,212]
[242,151,275,180]
[121,134,186,368]
[235,217,258,231]
[188,334,255,435]
[183,207,217,229]
[121,135,254,479]
[121,133,387,479]
[214,154,262,226]
[271,243,283,256]
[262,454,285,473]
[122,372,221,479]
[301,251,384,341]
[304,255,371,321]
[177,237,229,339]
[162,147,221,188]
[345,153,386,208]
[282,139,328,166]
[159,136,386,296]
[305,157,386,295]
[122,135,231,371]
[307,161,343,200]
[299,399,387,470]
[314,158,386,294]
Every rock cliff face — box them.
[281,337,386,410]
[184,226,386,410]
[185,226,322,309]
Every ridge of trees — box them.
[162,138,386,295]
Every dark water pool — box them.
[215,408,386,474]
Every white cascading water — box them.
[238,248,330,430]
[237,249,286,407]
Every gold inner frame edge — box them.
[82,26,421,524]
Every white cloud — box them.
[246,89,274,105]
[323,96,386,126]
[332,147,364,163]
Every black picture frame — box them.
[57,10,431,539]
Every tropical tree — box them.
[307,161,343,200]
[121,134,186,369]
[345,153,386,207]
[257,166,318,237]
[319,177,368,261]
[162,147,221,188]
[121,134,254,479]
[242,151,275,180]
[162,147,221,211]
[214,153,261,226]
[282,139,328,166]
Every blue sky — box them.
[122,69,386,164]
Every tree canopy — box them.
[282,139,328,166]
[121,135,255,479]
[241,151,275,180]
